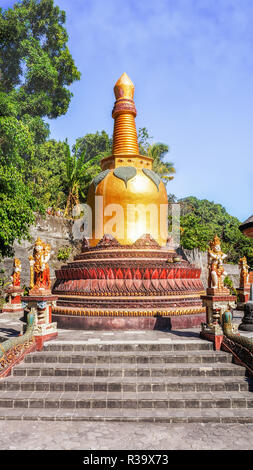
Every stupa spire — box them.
[111,72,139,156]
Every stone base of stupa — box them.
[52,308,206,330]
[52,235,205,330]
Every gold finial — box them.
[114,72,135,101]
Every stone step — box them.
[12,361,246,378]
[0,390,252,410]
[0,407,253,423]
[1,375,251,393]
[43,340,213,352]
[23,350,232,365]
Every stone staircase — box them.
[0,339,253,423]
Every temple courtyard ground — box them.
[0,420,253,450]
[0,310,252,450]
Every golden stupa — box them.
[52,74,205,330]
[87,73,168,247]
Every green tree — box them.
[138,127,151,155]
[178,197,253,268]
[0,0,80,256]
[74,131,112,200]
[64,143,103,217]
[147,143,175,184]
[137,128,175,183]
[27,139,68,210]
[0,164,39,256]
[0,0,80,121]
[75,131,112,161]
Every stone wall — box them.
[0,214,80,288]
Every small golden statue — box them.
[208,235,228,291]
[10,258,21,288]
[29,238,51,294]
[2,258,23,313]
[239,256,250,289]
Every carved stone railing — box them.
[222,321,253,376]
[0,313,36,378]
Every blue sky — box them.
[2,0,253,221]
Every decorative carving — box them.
[132,234,160,249]
[2,258,23,313]
[207,235,228,292]
[29,238,51,294]
[52,305,205,317]
[112,99,137,117]
[81,237,90,252]
[10,258,21,288]
[239,256,250,288]
[166,236,175,251]
[37,301,47,310]
[96,234,121,248]
[92,169,111,192]
[0,313,35,373]
[113,166,137,188]
[142,168,161,191]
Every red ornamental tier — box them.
[52,234,205,329]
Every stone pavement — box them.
[0,311,204,342]
[0,420,252,450]
[0,310,252,343]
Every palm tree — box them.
[64,143,100,217]
[147,143,176,184]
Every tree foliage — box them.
[137,127,175,183]
[177,196,253,268]
[0,163,39,256]
[74,131,112,201]
[0,0,80,120]
[27,139,68,210]
[0,0,80,257]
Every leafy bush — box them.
[223,275,237,296]
[57,246,71,262]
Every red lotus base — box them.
[52,234,205,329]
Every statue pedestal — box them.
[239,300,253,332]
[200,292,237,350]
[21,294,58,350]
[2,287,24,314]
[237,286,250,310]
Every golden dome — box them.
[87,168,168,247]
